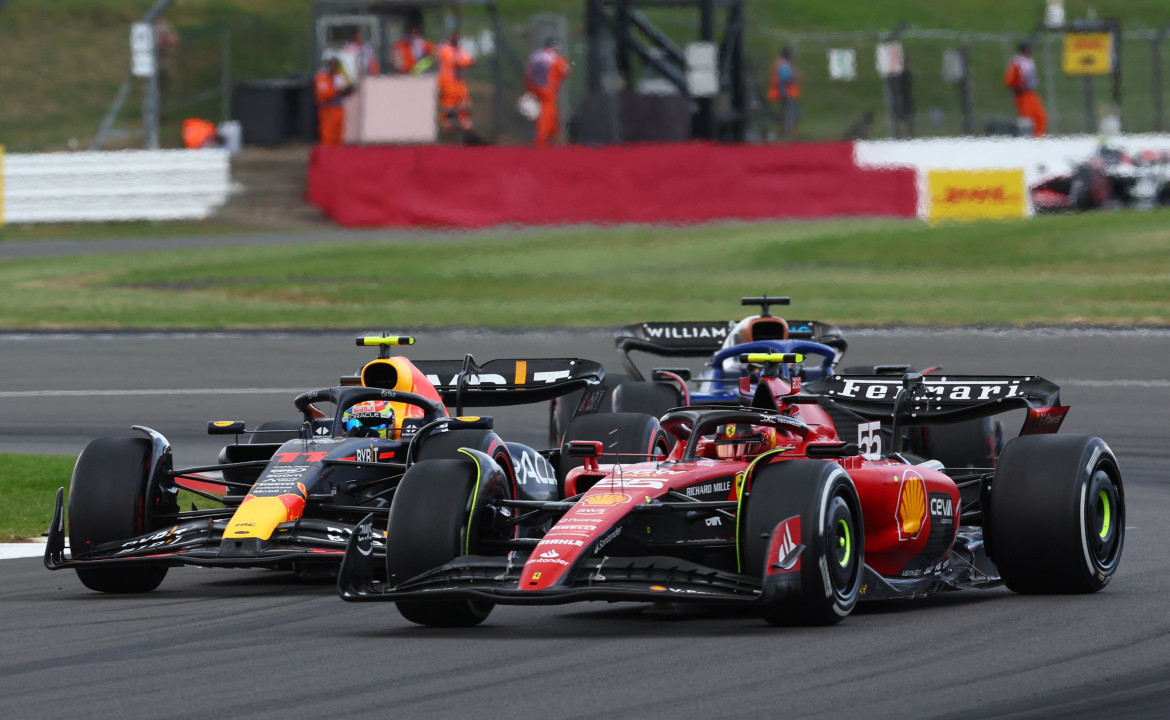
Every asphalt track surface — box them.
[3,329,1170,720]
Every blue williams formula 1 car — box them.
[45,336,604,593]
[339,354,1124,628]
[549,295,845,443]
[552,295,1002,469]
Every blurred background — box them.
[4,0,1170,152]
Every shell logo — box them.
[895,471,927,541]
[582,493,632,506]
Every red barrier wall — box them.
[307,142,917,228]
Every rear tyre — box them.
[69,437,169,593]
[924,417,1004,469]
[988,434,1124,594]
[548,373,629,446]
[385,458,507,627]
[246,420,303,444]
[611,381,684,419]
[740,460,863,626]
[558,412,670,484]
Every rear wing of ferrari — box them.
[802,373,1068,435]
[406,357,603,407]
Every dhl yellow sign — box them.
[926,169,1028,223]
[1062,32,1113,76]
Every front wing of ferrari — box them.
[337,516,796,607]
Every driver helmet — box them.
[342,400,396,438]
[715,423,779,459]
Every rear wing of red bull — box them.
[403,357,604,407]
[802,373,1068,436]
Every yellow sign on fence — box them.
[1062,32,1114,76]
[927,169,1028,223]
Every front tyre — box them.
[385,457,507,627]
[68,437,169,593]
[740,460,864,626]
[988,434,1124,594]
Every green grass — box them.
[0,454,74,542]
[0,453,217,544]
[3,212,1170,329]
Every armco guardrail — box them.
[1,149,231,224]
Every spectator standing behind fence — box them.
[394,25,434,74]
[526,39,571,147]
[342,30,380,79]
[437,31,475,133]
[1004,41,1047,137]
[768,47,801,140]
[892,59,915,138]
[315,54,353,145]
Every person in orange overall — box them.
[436,30,474,133]
[314,55,352,145]
[767,46,801,140]
[1004,41,1047,137]
[181,118,219,149]
[525,38,571,147]
[394,25,434,74]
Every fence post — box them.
[220,28,231,123]
[959,35,975,135]
[1155,24,1170,131]
[1042,32,1059,134]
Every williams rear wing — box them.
[802,373,1068,434]
[614,321,733,357]
[614,320,847,379]
[408,357,604,407]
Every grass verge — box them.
[0,453,215,545]
[0,454,74,543]
[3,212,1170,328]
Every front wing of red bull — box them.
[44,488,385,571]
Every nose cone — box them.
[221,494,307,548]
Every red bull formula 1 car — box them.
[45,337,603,593]
[339,353,1124,627]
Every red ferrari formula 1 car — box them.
[339,353,1124,627]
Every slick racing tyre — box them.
[924,417,1005,469]
[740,460,864,626]
[558,412,670,485]
[385,457,511,627]
[68,437,170,593]
[611,381,684,419]
[988,434,1124,594]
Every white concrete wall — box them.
[2,149,231,224]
